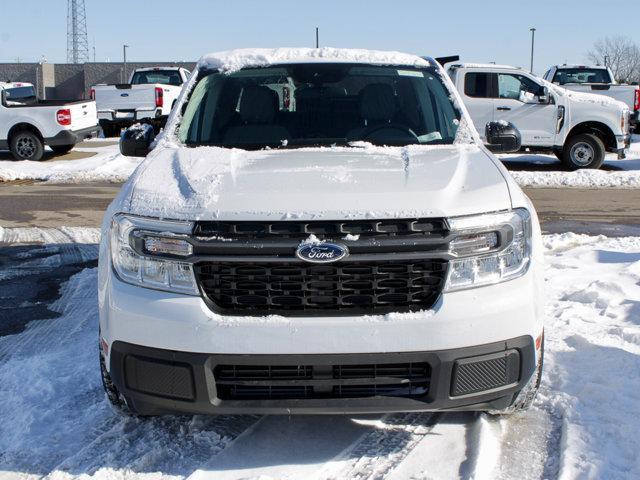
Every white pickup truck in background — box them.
[543,65,639,132]
[0,82,99,161]
[449,63,631,169]
[91,67,190,137]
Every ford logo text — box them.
[296,242,349,264]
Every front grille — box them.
[193,218,448,240]
[195,259,448,315]
[214,362,430,400]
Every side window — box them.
[464,72,491,98]
[497,74,540,102]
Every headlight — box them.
[110,214,199,295]
[444,209,531,292]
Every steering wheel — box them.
[361,123,419,142]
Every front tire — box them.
[100,351,135,416]
[562,133,605,170]
[10,130,44,161]
[50,144,74,155]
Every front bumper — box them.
[45,125,100,146]
[108,335,536,415]
[617,134,631,159]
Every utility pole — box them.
[315,27,319,48]
[122,44,129,83]
[529,27,536,74]
[604,55,609,68]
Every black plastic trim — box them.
[45,125,100,146]
[108,335,536,415]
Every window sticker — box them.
[397,70,425,78]
[418,132,443,143]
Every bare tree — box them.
[587,36,640,83]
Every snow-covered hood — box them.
[122,144,512,221]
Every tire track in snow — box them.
[320,412,442,480]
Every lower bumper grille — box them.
[214,362,431,400]
[195,259,447,315]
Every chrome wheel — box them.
[15,135,37,159]
[570,141,594,166]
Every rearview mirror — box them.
[120,123,155,157]
[485,121,521,153]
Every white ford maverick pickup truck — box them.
[99,48,544,416]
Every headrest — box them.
[359,83,397,122]
[239,85,277,124]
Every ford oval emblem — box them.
[296,242,349,264]
[120,93,129,97]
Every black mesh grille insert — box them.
[193,218,448,240]
[195,259,448,315]
[451,350,521,397]
[214,362,430,400]
[124,355,195,401]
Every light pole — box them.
[122,44,130,83]
[529,27,536,73]
[315,27,319,48]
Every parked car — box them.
[449,63,631,169]
[99,48,544,416]
[543,65,639,132]
[0,82,99,161]
[91,67,191,137]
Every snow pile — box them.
[0,144,141,183]
[0,226,100,244]
[501,135,640,188]
[509,165,640,188]
[198,47,430,73]
[540,234,640,478]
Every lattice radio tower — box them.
[66,0,89,63]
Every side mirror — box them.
[120,123,155,157]
[537,86,550,104]
[485,121,521,153]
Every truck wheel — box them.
[50,144,74,155]
[562,133,605,170]
[489,338,544,415]
[10,130,44,161]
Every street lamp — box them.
[122,44,130,83]
[529,28,536,73]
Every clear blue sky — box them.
[1,0,638,75]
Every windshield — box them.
[553,68,612,85]
[178,64,460,149]
[131,70,183,86]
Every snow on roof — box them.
[553,64,608,70]
[197,48,432,72]
[452,63,520,70]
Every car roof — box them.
[197,47,434,71]
[553,64,608,70]
[133,67,184,73]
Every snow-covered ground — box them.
[500,134,640,188]
[1,136,639,187]
[1,232,638,479]
[0,144,140,183]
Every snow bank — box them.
[0,226,100,244]
[0,145,141,183]
[198,47,430,73]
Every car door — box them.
[493,72,558,146]
[459,71,495,140]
